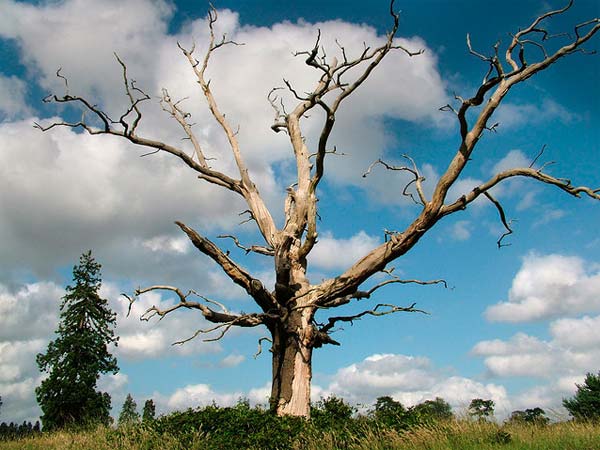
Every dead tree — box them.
[35,1,599,417]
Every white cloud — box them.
[0,0,449,286]
[472,315,600,414]
[0,117,246,284]
[472,333,556,378]
[532,208,566,227]
[102,282,226,360]
[0,74,31,119]
[219,354,245,368]
[0,0,174,109]
[493,98,577,130]
[0,282,62,341]
[492,150,531,174]
[0,339,46,384]
[163,383,242,411]
[0,376,42,424]
[141,235,190,254]
[309,231,380,271]
[326,353,510,414]
[0,282,63,422]
[485,253,600,322]
[550,315,600,349]
[451,220,472,241]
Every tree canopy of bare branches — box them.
[35,1,599,417]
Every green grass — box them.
[1,420,599,450]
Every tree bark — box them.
[269,309,314,417]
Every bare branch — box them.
[529,144,546,168]
[217,234,275,256]
[442,166,600,218]
[35,69,244,193]
[254,336,273,359]
[175,221,280,314]
[483,191,514,248]
[506,0,574,71]
[133,285,265,325]
[362,157,428,206]
[353,269,447,300]
[114,53,150,135]
[160,88,208,167]
[319,303,428,334]
[178,8,278,246]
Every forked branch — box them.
[363,157,428,206]
[130,285,272,344]
[319,302,427,334]
[175,221,280,314]
[353,269,447,300]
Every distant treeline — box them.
[0,421,41,440]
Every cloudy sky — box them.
[1,0,599,423]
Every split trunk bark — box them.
[269,309,314,417]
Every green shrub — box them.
[153,399,307,449]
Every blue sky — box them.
[0,0,599,422]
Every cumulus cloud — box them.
[492,150,531,174]
[309,231,380,271]
[0,117,248,284]
[472,314,600,413]
[161,384,243,412]
[102,282,227,360]
[0,0,449,289]
[0,278,236,423]
[472,333,557,378]
[485,253,600,322]
[0,282,62,341]
[0,74,31,119]
[0,282,64,423]
[550,315,600,349]
[325,353,510,414]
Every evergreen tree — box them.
[36,251,119,430]
[142,399,156,422]
[118,394,140,426]
[563,371,600,421]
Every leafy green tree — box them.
[468,398,495,421]
[508,407,549,425]
[142,399,156,422]
[35,251,119,430]
[563,371,600,421]
[412,397,453,421]
[372,396,406,426]
[310,395,356,429]
[118,394,140,426]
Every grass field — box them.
[1,420,598,450]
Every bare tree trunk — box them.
[269,309,314,417]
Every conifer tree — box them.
[36,251,119,430]
[142,399,156,422]
[118,394,140,426]
[563,371,600,421]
